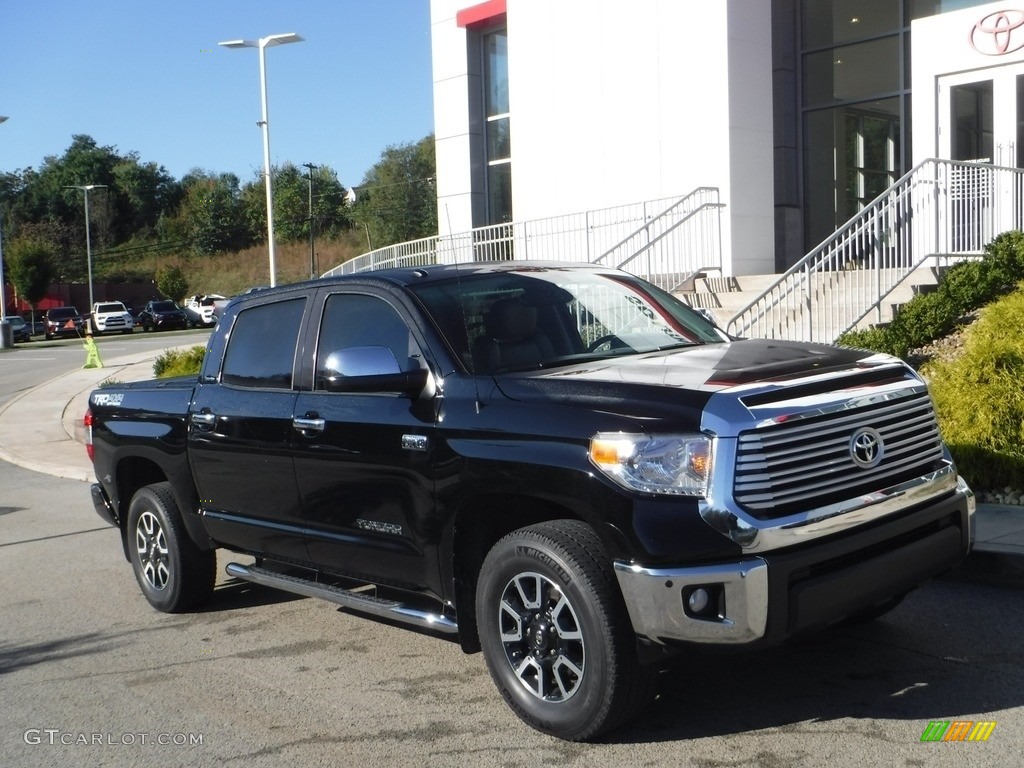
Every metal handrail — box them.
[322,188,725,286]
[726,159,1024,343]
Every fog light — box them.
[688,588,710,614]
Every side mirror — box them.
[322,346,428,396]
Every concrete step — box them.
[677,265,946,338]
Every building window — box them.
[799,2,908,249]
[483,29,511,224]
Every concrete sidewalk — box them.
[0,345,1021,588]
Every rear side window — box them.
[222,298,305,389]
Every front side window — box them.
[221,298,305,389]
[315,293,419,390]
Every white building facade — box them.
[431,0,1024,276]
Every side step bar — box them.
[225,562,458,635]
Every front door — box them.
[291,288,442,598]
[938,61,1024,245]
[939,62,1024,167]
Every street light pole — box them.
[0,116,9,349]
[65,184,107,313]
[302,162,317,279]
[219,33,304,288]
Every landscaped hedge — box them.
[922,286,1024,491]
[837,230,1024,358]
[153,346,206,378]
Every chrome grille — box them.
[733,391,945,519]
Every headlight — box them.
[589,432,713,496]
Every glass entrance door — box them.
[940,62,1024,168]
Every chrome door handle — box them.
[190,411,217,431]
[293,416,326,434]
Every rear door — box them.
[291,287,443,596]
[188,294,311,562]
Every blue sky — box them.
[1,0,434,188]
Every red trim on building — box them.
[456,0,506,28]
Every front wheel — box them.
[126,482,216,612]
[476,520,656,741]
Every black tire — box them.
[126,482,216,613]
[476,520,656,741]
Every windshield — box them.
[96,303,125,313]
[152,301,178,311]
[409,268,729,374]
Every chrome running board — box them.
[225,562,458,634]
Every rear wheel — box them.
[476,520,656,741]
[126,482,215,612]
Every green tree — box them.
[5,235,58,327]
[177,171,249,255]
[351,135,436,249]
[3,136,186,268]
[156,265,188,302]
[240,163,354,244]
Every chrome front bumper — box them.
[614,559,769,644]
[614,477,975,647]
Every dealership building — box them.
[429,0,1024,277]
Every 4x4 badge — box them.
[850,428,884,468]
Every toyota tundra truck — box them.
[85,262,975,740]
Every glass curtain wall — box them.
[799,0,991,250]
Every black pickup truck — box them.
[86,262,975,740]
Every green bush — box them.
[153,346,206,378]
[837,230,1024,358]
[922,286,1024,491]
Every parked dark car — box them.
[44,306,86,340]
[8,316,33,342]
[138,300,190,332]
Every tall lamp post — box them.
[302,162,317,279]
[219,33,304,288]
[65,184,107,313]
[0,116,9,349]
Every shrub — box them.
[922,285,1024,491]
[153,346,206,378]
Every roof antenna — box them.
[445,204,482,414]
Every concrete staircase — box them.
[676,265,947,340]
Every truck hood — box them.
[492,338,894,403]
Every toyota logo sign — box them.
[969,10,1024,56]
[850,428,884,469]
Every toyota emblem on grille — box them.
[850,428,884,468]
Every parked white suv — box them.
[183,294,226,328]
[90,302,135,335]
